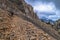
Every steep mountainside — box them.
[0,0,60,40]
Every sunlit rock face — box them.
[25,0,60,22]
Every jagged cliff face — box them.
[0,0,59,40]
[0,0,38,19]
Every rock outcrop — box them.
[0,0,60,40]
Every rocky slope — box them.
[0,0,60,40]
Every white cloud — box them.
[47,12,60,21]
[33,2,56,13]
[48,10,60,21]
[25,0,60,21]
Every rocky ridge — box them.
[0,0,60,40]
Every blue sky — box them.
[25,0,60,21]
